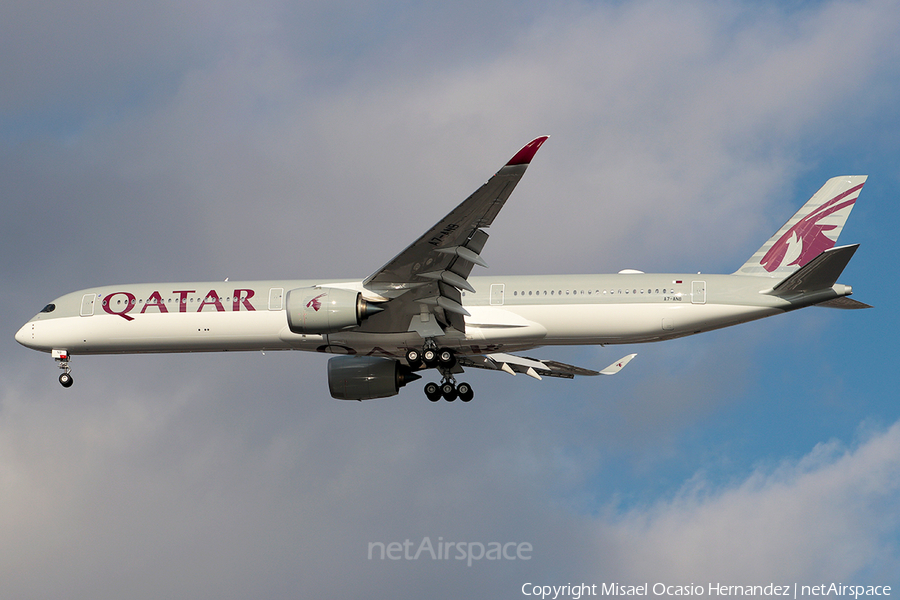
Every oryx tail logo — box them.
[306,293,327,312]
[760,183,863,272]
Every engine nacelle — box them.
[327,356,421,400]
[285,287,383,334]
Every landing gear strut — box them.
[53,349,74,388]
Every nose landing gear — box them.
[53,349,74,388]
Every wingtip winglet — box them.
[506,136,550,166]
[600,353,637,375]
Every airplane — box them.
[15,136,870,402]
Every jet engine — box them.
[285,287,383,334]
[327,356,421,400]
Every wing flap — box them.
[458,352,637,380]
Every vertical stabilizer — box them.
[736,175,866,277]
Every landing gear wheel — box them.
[437,348,456,368]
[422,349,438,368]
[440,382,457,402]
[405,348,422,368]
[424,382,441,402]
[59,372,74,388]
[457,382,474,402]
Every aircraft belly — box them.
[485,303,781,344]
[37,311,292,354]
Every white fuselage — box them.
[17,272,836,360]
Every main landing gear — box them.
[53,349,74,388]
[424,379,474,402]
[405,345,474,403]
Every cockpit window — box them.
[41,303,56,313]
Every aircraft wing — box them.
[360,137,549,334]
[457,353,637,380]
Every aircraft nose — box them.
[15,322,33,348]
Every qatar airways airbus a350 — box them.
[16,137,869,401]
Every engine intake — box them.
[285,287,383,334]
[327,356,421,400]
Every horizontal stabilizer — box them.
[814,297,872,309]
[770,244,859,295]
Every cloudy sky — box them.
[2,0,900,597]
